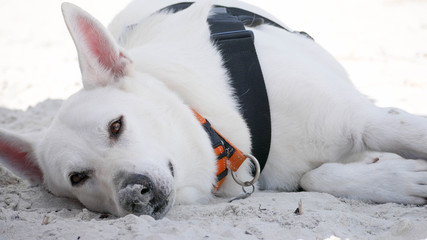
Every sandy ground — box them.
[1,0,427,239]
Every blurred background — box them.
[1,0,427,114]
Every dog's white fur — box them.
[1,0,427,218]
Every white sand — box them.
[1,0,427,239]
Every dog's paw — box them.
[300,155,427,205]
[368,158,427,205]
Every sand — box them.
[1,0,427,239]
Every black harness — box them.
[161,3,312,175]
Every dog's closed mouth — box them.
[150,191,172,219]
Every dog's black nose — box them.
[118,174,156,214]
[116,172,172,219]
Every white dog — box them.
[0,0,426,219]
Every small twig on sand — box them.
[294,199,303,215]
[41,215,49,225]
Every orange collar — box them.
[192,110,247,190]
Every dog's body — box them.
[1,0,427,219]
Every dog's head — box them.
[37,86,178,219]
[0,3,217,219]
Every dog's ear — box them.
[0,130,43,184]
[61,3,132,89]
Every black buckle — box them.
[210,30,254,43]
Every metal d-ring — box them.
[242,184,255,194]
[230,153,261,187]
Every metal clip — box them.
[228,153,260,202]
[228,185,255,203]
[230,153,260,187]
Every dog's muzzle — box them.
[116,172,173,219]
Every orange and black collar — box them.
[193,110,247,190]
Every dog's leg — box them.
[300,152,427,204]
[363,107,427,160]
[301,107,427,204]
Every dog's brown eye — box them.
[111,121,121,135]
[109,116,123,138]
[70,172,89,186]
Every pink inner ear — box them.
[0,140,43,183]
[77,16,127,78]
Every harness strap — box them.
[161,2,273,176]
[160,2,313,39]
[193,110,246,190]
[207,7,271,176]
[160,2,288,30]
[159,3,313,188]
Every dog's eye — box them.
[111,121,121,135]
[70,172,89,186]
[109,116,123,138]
